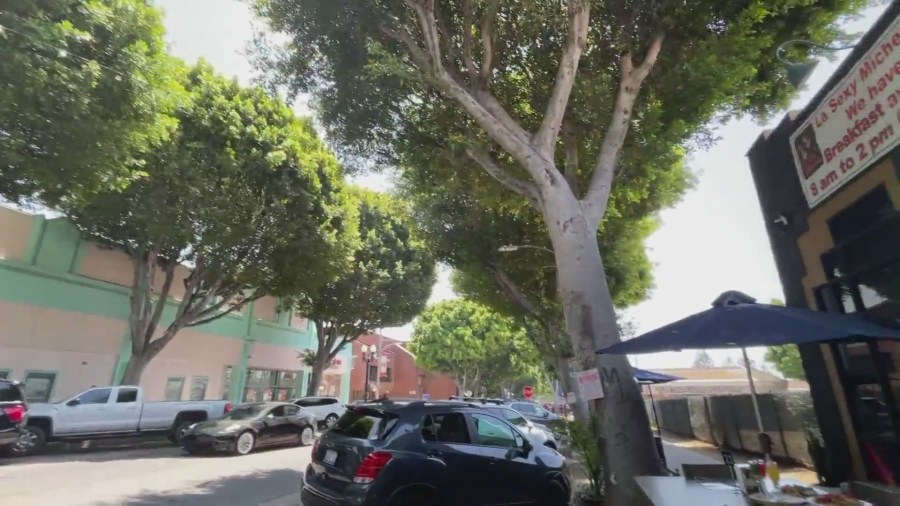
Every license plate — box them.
[323,449,338,465]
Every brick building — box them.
[349,334,458,401]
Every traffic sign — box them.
[522,385,534,399]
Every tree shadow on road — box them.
[0,443,181,466]
[107,468,303,506]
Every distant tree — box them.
[762,298,805,379]
[410,299,540,395]
[293,188,437,396]
[69,64,357,384]
[0,0,183,205]
[722,356,737,367]
[693,350,714,368]
[765,345,806,380]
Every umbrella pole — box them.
[742,347,772,458]
[649,385,662,437]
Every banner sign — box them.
[790,13,900,207]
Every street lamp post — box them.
[776,39,856,89]
[361,344,378,402]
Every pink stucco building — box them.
[0,205,350,404]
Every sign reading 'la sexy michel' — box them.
[790,13,900,208]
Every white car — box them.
[478,404,558,450]
[291,396,346,428]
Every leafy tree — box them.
[765,345,806,380]
[293,188,436,396]
[0,0,183,205]
[253,0,864,498]
[68,63,357,384]
[410,299,540,396]
[693,350,714,368]
[761,298,805,379]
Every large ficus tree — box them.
[0,0,182,205]
[254,0,863,498]
[294,188,436,396]
[69,63,357,384]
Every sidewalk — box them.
[565,433,818,497]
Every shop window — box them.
[243,368,298,402]
[165,377,185,401]
[222,366,233,400]
[23,371,56,403]
[189,376,209,401]
[0,370,9,380]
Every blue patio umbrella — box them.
[633,368,683,437]
[599,291,900,450]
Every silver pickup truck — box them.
[14,385,231,455]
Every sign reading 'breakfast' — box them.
[790,13,900,207]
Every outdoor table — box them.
[635,476,843,506]
[635,476,747,506]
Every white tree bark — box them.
[540,185,663,502]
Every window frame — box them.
[165,376,185,401]
[419,412,475,446]
[189,376,209,401]
[22,370,58,403]
[77,387,113,405]
[471,412,520,449]
[116,387,139,403]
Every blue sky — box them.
[154,1,887,371]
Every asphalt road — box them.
[0,444,310,506]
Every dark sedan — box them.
[182,402,316,456]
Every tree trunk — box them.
[555,355,589,424]
[541,185,663,503]
[120,352,149,386]
[306,353,329,397]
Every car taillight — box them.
[2,405,26,424]
[224,403,231,414]
[353,451,393,484]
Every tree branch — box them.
[533,0,590,154]
[562,115,580,194]
[142,261,177,350]
[478,0,501,83]
[462,0,478,81]
[393,1,540,175]
[464,146,539,205]
[584,33,664,228]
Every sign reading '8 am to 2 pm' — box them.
[790,12,900,208]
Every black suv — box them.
[0,379,27,455]
[302,400,569,506]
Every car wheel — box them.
[233,431,256,456]
[11,426,46,456]
[298,426,315,447]
[173,421,194,446]
[390,489,438,506]
[324,413,339,428]
[542,478,570,506]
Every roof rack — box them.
[449,396,505,405]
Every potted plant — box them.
[565,418,605,505]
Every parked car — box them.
[473,403,558,450]
[301,399,569,506]
[15,385,231,456]
[451,396,565,439]
[182,402,317,456]
[0,379,27,455]
[292,396,346,429]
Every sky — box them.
[154,1,887,371]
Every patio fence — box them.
[647,392,818,466]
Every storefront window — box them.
[243,368,298,402]
[815,185,900,483]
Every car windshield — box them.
[222,404,267,421]
[501,409,529,427]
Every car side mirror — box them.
[66,399,80,407]
[541,411,549,418]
